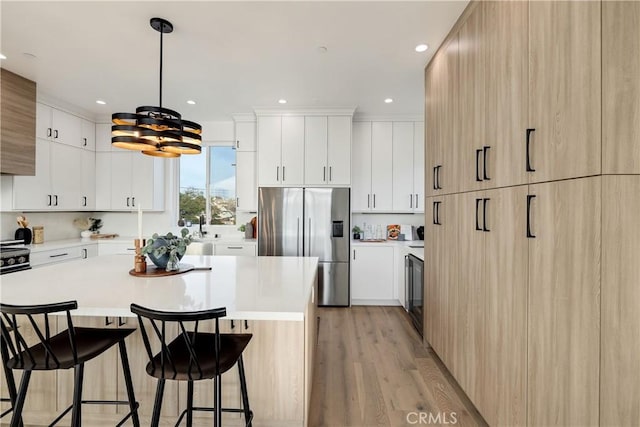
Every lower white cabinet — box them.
[97,242,137,256]
[31,243,97,267]
[351,245,395,304]
[214,243,256,256]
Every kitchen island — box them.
[0,254,318,427]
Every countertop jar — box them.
[32,226,44,244]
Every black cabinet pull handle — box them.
[54,195,58,206]
[526,129,536,172]
[236,140,240,149]
[82,196,87,207]
[126,197,130,207]
[276,166,279,181]
[244,320,249,330]
[436,201,442,225]
[83,137,87,147]
[47,128,52,138]
[282,166,286,181]
[415,194,419,209]
[373,194,376,208]
[118,317,126,327]
[483,198,490,232]
[437,165,442,189]
[527,194,536,238]
[410,194,413,209]
[476,150,483,182]
[475,198,483,231]
[47,195,52,206]
[367,194,370,208]
[483,146,491,180]
[49,252,68,258]
[433,166,438,190]
[323,166,326,182]
[105,317,113,326]
[132,197,135,207]
[433,201,438,225]
[231,320,236,329]
[54,129,59,139]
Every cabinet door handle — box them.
[54,129,59,139]
[54,195,58,206]
[373,194,376,208]
[83,137,87,147]
[47,128,52,138]
[118,317,126,327]
[131,197,135,207]
[82,196,87,207]
[329,166,332,181]
[367,194,370,208]
[433,166,438,190]
[483,198,490,232]
[244,320,249,330]
[433,201,438,225]
[49,252,68,258]
[323,166,326,182]
[526,194,536,238]
[105,317,113,326]
[236,140,240,149]
[415,194,419,209]
[47,195,52,206]
[282,166,286,182]
[410,194,413,209]
[526,128,536,172]
[82,249,87,259]
[476,149,483,182]
[277,166,279,181]
[483,146,491,181]
[126,197,130,207]
[436,165,442,189]
[475,198,483,231]
[227,246,243,249]
[436,201,442,225]
[353,249,356,260]
[236,197,239,207]
[231,320,236,329]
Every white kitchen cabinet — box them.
[392,122,415,212]
[214,243,256,256]
[257,116,304,186]
[96,123,113,152]
[97,151,165,211]
[80,244,98,259]
[304,116,351,186]
[13,140,86,210]
[36,103,83,148]
[352,122,372,211]
[81,119,96,151]
[236,151,257,212]
[97,242,137,256]
[81,149,96,210]
[351,245,395,303]
[413,122,425,212]
[235,121,256,152]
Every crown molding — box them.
[252,106,357,117]
[37,90,98,122]
[353,113,423,122]
[232,113,257,123]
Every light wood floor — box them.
[308,306,487,427]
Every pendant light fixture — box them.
[111,17,202,157]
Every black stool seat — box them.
[7,327,135,370]
[1,301,140,427]
[146,332,251,380]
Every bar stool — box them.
[0,301,140,427]
[0,325,20,424]
[130,303,253,427]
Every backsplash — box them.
[351,213,425,236]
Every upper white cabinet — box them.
[304,116,351,186]
[36,103,83,148]
[257,110,353,187]
[96,123,113,152]
[257,115,304,186]
[81,119,96,151]
[235,121,256,152]
[392,122,425,212]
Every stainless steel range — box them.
[0,240,31,274]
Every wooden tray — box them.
[90,233,119,239]
[358,239,387,242]
[129,263,195,277]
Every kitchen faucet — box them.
[199,214,207,236]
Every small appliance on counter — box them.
[416,226,424,240]
[0,240,31,274]
[399,224,416,241]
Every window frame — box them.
[176,141,236,227]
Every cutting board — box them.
[89,233,119,239]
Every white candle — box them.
[137,204,142,241]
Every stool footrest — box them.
[49,400,140,426]
[175,407,254,426]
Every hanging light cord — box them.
[159,24,164,111]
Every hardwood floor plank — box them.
[309,306,486,427]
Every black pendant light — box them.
[111,17,202,157]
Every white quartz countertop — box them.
[351,239,424,260]
[27,237,257,253]
[0,255,318,321]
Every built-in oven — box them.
[0,240,31,275]
[405,254,423,336]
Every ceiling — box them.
[1,1,467,122]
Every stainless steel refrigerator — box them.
[258,187,350,307]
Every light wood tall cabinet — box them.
[528,0,601,182]
[601,176,640,426]
[602,1,640,174]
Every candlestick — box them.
[134,238,147,273]
[137,204,142,241]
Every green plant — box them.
[238,224,246,232]
[88,218,103,233]
[352,225,362,234]
[142,228,193,268]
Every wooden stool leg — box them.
[118,341,140,427]
[71,363,84,427]
[151,379,165,427]
[9,370,30,427]
[237,356,252,427]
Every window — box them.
[179,146,236,225]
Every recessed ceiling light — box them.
[96,100,106,105]
[278,99,287,104]
[384,98,394,104]
[187,100,196,105]
[415,44,429,52]
[0,53,6,60]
